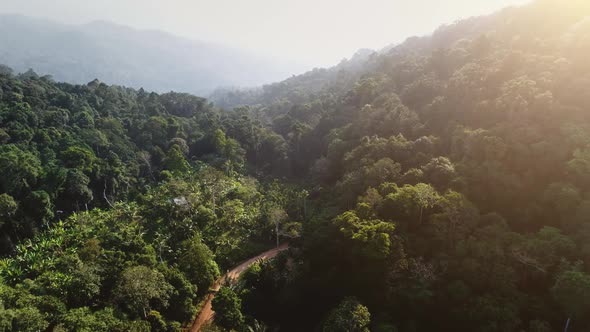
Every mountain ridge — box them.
[0,14,309,94]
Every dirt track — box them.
[189,243,289,331]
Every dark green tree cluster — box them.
[213,1,590,331]
[5,0,590,331]
[0,165,298,330]
[0,69,297,254]
[0,69,299,330]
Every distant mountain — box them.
[0,14,307,94]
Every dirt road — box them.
[189,243,289,332]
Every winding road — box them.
[189,243,289,332]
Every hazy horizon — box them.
[0,0,531,69]
[3,2,590,331]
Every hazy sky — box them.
[0,0,531,67]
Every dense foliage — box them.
[210,1,590,331]
[3,0,590,331]
[0,70,303,330]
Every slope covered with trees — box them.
[209,1,590,331]
[3,0,590,331]
[0,69,305,331]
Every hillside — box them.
[0,69,303,331]
[2,0,590,332]
[209,1,590,331]
[0,14,307,94]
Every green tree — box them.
[333,210,396,260]
[115,266,173,318]
[178,234,220,294]
[567,148,590,188]
[431,191,479,250]
[0,145,41,196]
[163,144,190,174]
[414,183,441,225]
[59,307,123,332]
[421,157,456,189]
[268,207,287,248]
[212,286,244,331]
[0,193,17,226]
[323,297,371,332]
[61,146,96,172]
[551,268,590,330]
[23,190,54,228]
[381,183,441,229]
[12,307,49,332]
[64,169,93,209]
[162,267,197,322]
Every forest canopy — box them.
[2,0,590,331]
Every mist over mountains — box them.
[6,1,590,331]
[0,14,309,94]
